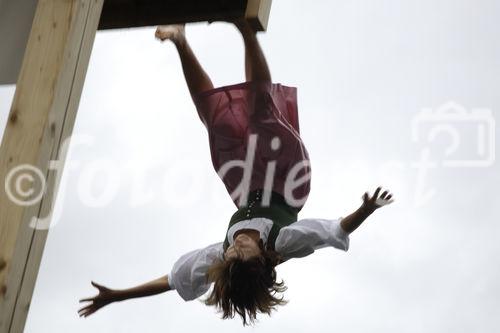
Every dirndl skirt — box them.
[192,81,311,210]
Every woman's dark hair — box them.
[204,246,287,326]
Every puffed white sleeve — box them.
[169,242,224,301]
[274,218,349,261]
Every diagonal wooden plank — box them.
[0,1,103,332]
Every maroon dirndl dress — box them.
[192,81,311,210]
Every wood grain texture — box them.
[0,1,103,332]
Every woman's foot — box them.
[155,24,186,44]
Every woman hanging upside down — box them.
[78,19,394,326]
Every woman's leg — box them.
[234,20,272,82]
[155,25,214,97]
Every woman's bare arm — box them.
[78,275,172,317]
[113,274,172,301]
[340,186,394,234]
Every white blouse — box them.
[169,217,349,301]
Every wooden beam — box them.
[245,0,272,32]
[98,0,273,31]
[0,0,103,332]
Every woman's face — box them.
[224,233,262,261]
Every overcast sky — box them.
[1,0,500,332]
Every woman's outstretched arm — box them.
[78,275,172,318]
[274,187,394,261]
[340,186,394,234]
[78,241,224,317]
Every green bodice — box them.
[223,189,299,251]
